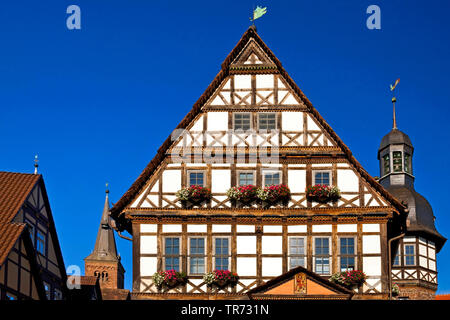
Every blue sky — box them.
[1,0,449,293]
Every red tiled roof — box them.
[0,172,40,265]
[436,294,450,300]
[0,171,40,224]
[0,222,26,266]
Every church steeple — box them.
[84,185,125,289]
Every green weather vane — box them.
[250,5,267,24]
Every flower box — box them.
[203,270,239,290]
[329,270,367,289]
[306,185,341,204]
[257,184,291,208]
[176,185,211,208]
[392,283,400,297]
[152,270,187,291]
[226,185,258,207]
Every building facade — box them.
[0,172,67,300]
[109,27,434,300]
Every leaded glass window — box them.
[393,151,402,172]
[404,153,411,174]
[383,154,391,175]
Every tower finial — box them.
[105,182,109,194]
[392,97,397,130]
[390,78,400,130]
[34,155,39,174]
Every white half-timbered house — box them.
[110,26,412,300]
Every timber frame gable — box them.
[111,26,407,233]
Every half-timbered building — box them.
[0,171,67,300]
[110,26,412,300]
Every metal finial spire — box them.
[34,155,39,174]
[392,97,397,130]
[105,182,109,194]
[390,78,400,130]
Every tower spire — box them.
[84,184,125,289]
[85,184,120,262]
[390,78,400,130]
[392,97,397,130]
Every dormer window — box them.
[404,153,411,174]
[393,151,402,172]
[382,154,390,175]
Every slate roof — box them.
[379,128,413,155]
[85,190,121,262]
[387,186,446,251]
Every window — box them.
[101,271,109,282]
[393,151,402,172]
[314,237,330,275]
[26,221,35,245]
[258,113,276,130]
[263,171,280,186]
[188,171,205,187]
[54,289,63,300]
[289,237,306,269]
[404,244,415,266]
[36,230,46,255]
[164,237,180,271]
[313,171,330,186]
[383,154,391,175]
[404,153,411,174]
[234,113,251,131]
[44,282,51,300]
[6,292,17,300]
[214,238,229,270]
[189,238,205,274]
[339,237,356,271]
[238,172,254,186]
[392,252,400,267]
